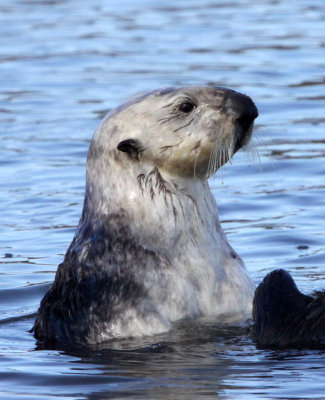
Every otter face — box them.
[108,87,258,179]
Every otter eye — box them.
[178,101,195,113]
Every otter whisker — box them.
[218,147,225,172]
[173,117,194,133]
[206,139,214,178]
[212,142,219,175]
[220,147,225,171]
[158,112,179,124]
[207,134,220,178]
[207,144,212,178]
[228,137,233,164]
[217,145,224,170]
[193,146,201,178]
[161,101,176,109]
[243,139,262,170]
[208,147,214,177]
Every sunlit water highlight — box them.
[0,0,325,398]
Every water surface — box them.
[1,0,325,398]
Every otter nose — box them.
[219,89,258,153]
[237,109,258,132]
[225,90,258,131]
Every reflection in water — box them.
[32,321,254,399]
[0,0,325,398]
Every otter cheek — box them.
[158,145,209,178]
[155,147,192,177]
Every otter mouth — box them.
[233,123,254,154]
[233,103,258,153]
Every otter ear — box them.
[117,139,141,160]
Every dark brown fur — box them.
[253,269,325,348]
[33,212,167,343]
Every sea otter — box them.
[253,269,325,348]
[33,86,258,344]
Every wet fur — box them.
[34,87,257,344]
[253,269,325,348]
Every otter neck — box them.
[80,157,221,252]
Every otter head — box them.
[92,86,258,180]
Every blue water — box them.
[1,0,325,398]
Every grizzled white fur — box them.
[34,87,257,344]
